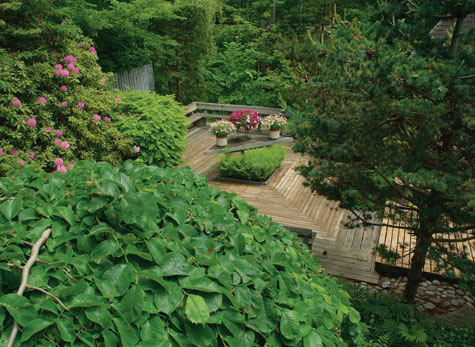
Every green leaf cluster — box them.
[112,91,187,168]
[217,145,286,182]
[0,160,363,345]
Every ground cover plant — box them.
[217,145,286,182]
[111,91,188,168]
[0,160,363,346]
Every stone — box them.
[451,298,465,306]
[420,282,428,287]
[390,278,396,283]
[447,289,456,295]
[382,282,391,289]
[440,294,447,298]
[442,301,452,309]
[375,286,382,291]
[430,297,441,304]
[447,294,455,299]
[464,296,474,304]
[467,302,474,310]
[456,289,464,296]
[432,279,441,285]
[428,285,438,291]
[394,289,403,296]
[423,303,436,310]
[437,287,444,292]
[425,290,435,296]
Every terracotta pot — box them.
[269,128,280,139]
[216,135,228,147]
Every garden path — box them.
[181,127,381,283]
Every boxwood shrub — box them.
[111,91,188,168]
[0,161,363,346]
[217,145,286,182]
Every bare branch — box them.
[433,235,475,243]
[459,74,475,80]
[25,285,68,311]
[348,209,414,230]
[7,228,52,347]
[63,269,76,282]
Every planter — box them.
[216,135,228,147]
[269,128,280,139]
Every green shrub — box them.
[345,284,475,346]
[112,91,188,168]
[0,3,133,176]
[217,145,286,182]
[0,161,363,346]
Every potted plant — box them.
[228,110,260,140]
[261,114,287,139]
[209,119,236,146]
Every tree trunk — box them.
[449,0,467,58]
[403,235,431,303]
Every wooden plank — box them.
[203,136,293,155]
[192,102,284,116]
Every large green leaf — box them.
[185,294,210,324]
[179,276,221,293]
[85,306,113,330]
[56,318,77,343]
[53,206,76,225]
[96,264,134,298]
[0,294,37,326]
[113,317,139,346]
[90,240,121,263]
[1,199,22,220]
[154,281,183,314]
[20,319,53,342]
[281,309,299,340]
[303,331,323,347]
[140,316,167,340]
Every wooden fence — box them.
[113,64,155,92]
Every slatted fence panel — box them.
[113,64,155,92]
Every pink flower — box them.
[55,69,63,76]
[45,126,53,133]
[67,63,75,70]
[115,97,121,103]
[54,158,63,166]
[130,115,136,119]
[101,77,107,83]
[38,96,47,105]
[56,165,67,174]
[61,101,68,108]
[0,148,3,154]
[26,118,37,127]
[11,98,21,107]
[55,129,63,137]
[64,55,77,64]
[55,64,63,69]
[133,146,140,153]
[93,114,101,122]
[71,67,79,74]
[89,46,97,55]
[60,85,68,92]
[78,42,83,47]
[104,116,111,123]
[28,152,35,159]
[62,69,69,76]
[54,139,61,146]
[11,150,19,156]
[77,102,85,109]
[51,52,57,56]
[119,115,124,119]
[18,160,25,166]
[67,163,74,170]
[60,141,70,149]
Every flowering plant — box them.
[228,110,260,131]
[210,120,236,136]
[261,114,287,130]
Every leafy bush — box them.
[112,91,188,168]
[346,284,475,346]
[0,161,363,346]
[0,2,133,175]
[217,145,286,182]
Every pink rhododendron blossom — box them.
[54,158,63,166]
[71,67,79,74]
[78,42,83,47]
[89,46,97,55]
[28,152,35,159]
[51,52,57,56]
[60,85,67,91]
[38,96,47,105]
[56,165,67,174]
[133,146,140,153]
[61,141,70,149]
[55,69,63,76]
[77,102,85,109]
[130,115,136,119]
[115,98,121,103]
[119,115,124,119]
[67,63,75,70]
[101,77,107,83]
[11,98,21,107]
[0,148,3,154]
[104,117,111,123]
[26,118,37,127]
[18,160,25,166]
[55,129,63,137]
[45,126,53,133]
[64,55,77,64]
[54,139,61,146]
[62,69,69,76]
[11,150,19,156]
[55,64,63,69]
[61,101,68,108]
[93,114,101,122]
[67,163,74,170]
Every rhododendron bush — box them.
[0,1,133,175]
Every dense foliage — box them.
[112,91,187,168]
[0,161,363,346]
[346,285,475,346]
[290,0,475,302]
[0,0,134,175]
[217,146,286,182]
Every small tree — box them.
[290,0,474,303]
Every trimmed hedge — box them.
[112,91,187,168]
[0,161,363,346]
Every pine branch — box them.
[7,228,52,347]
[433,235,475,243]
[348,208,414,230]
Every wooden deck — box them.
[181,128,381,283]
